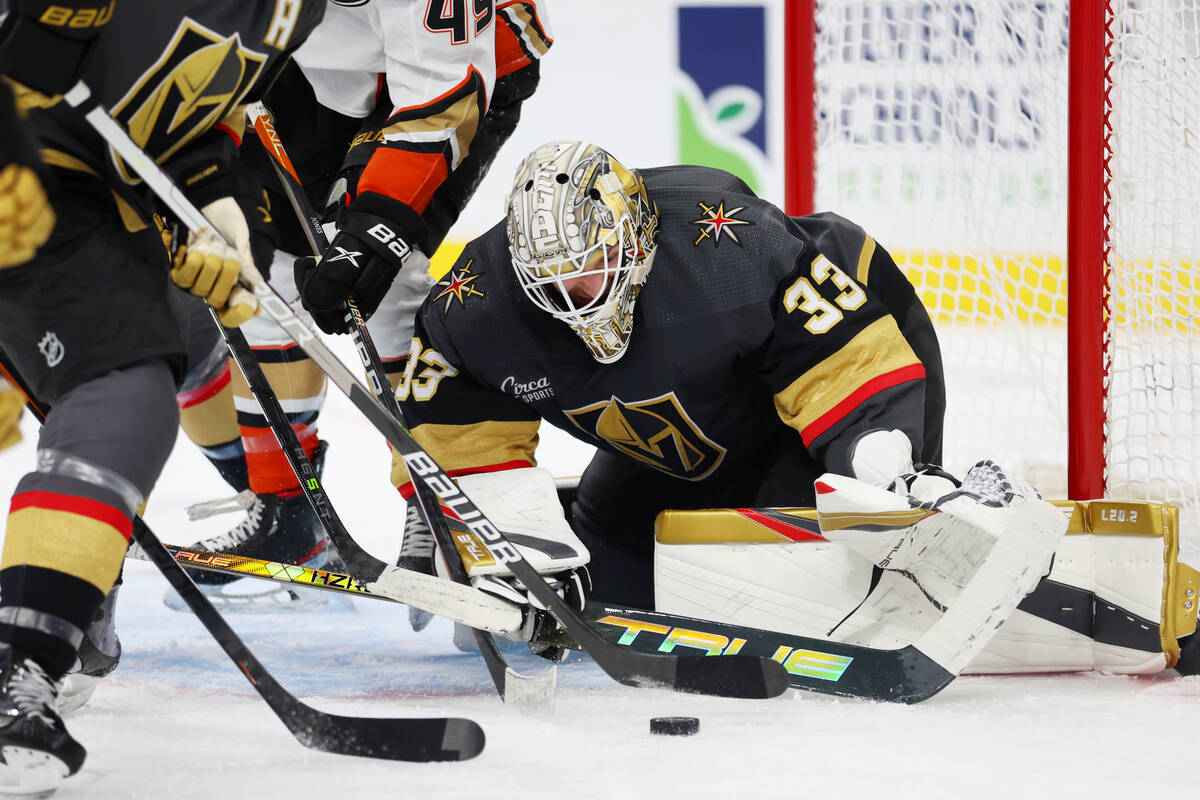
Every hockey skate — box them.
[0,648,86,798]
[57,582,122,716]
[166,444,351,613]
[397,496,437,632]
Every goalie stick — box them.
[0,350,484,762]
[66,80,788,701]
[245,102,555,713]
[534,602,954,704]
[534,478,1067,703]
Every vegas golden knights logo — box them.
[565,392,726,480]
[109,19,267,184]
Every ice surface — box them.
[1,337,1195,799]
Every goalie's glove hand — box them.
[294,192,417,335]
[171,196,260,327]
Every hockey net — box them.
[789,0,1200,559]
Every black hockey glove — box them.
[295,191,419,334]
[0,0,112,97]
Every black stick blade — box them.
[671,654,792,699]
[611,652,789,699]
[293,712,485,762]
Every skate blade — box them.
[56,674,101,717]
[163,578,356,614]
[0,746,70,798]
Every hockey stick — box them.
[245,102,554,712]
[536,602,955,703]
[67,80,788,700]
[539,481,1065,703]
[0,349,484,761]
[203,318,521,634]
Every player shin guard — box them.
[1,361,173,677]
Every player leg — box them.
[0,172,184,793]
[375,266,438,630]
[171,251,343,600]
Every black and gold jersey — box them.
[11,0,324,210]
[397,165,939,489]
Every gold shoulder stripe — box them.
[856,234,876,285]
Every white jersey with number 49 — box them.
[295,0,501,119]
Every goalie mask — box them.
[506,141,659,363]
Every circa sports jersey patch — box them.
[565,392,726,480]
[433,259,486,312]
[692,200,751,247]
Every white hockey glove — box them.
[443,468,590,638]
[171,196,260,327]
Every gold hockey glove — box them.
[0,161,54,268]
[171,196,259,327]
[0,384,23,450]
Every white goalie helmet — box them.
[506,140,659,363]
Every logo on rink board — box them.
[676,6,770,195]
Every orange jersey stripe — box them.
[358,147,450,215]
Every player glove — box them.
[171,196,260,327]
[0,383,24,451]
[0,82,54,269]
[294,192,418,334]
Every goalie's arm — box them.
[760,244,930,486]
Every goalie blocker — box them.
[653,495,1198,675]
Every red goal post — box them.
[783,0,1200,560]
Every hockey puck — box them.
[650,716,699,736]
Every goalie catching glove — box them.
[404,467,590,640]
[294,191,421,335]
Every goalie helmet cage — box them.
[784,0,1200,558]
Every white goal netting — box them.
[811,0,1200,558]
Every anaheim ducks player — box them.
[391,139,953,619]
[234,1,549,614]
[0,1,325,793]
[172,1,552,610]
